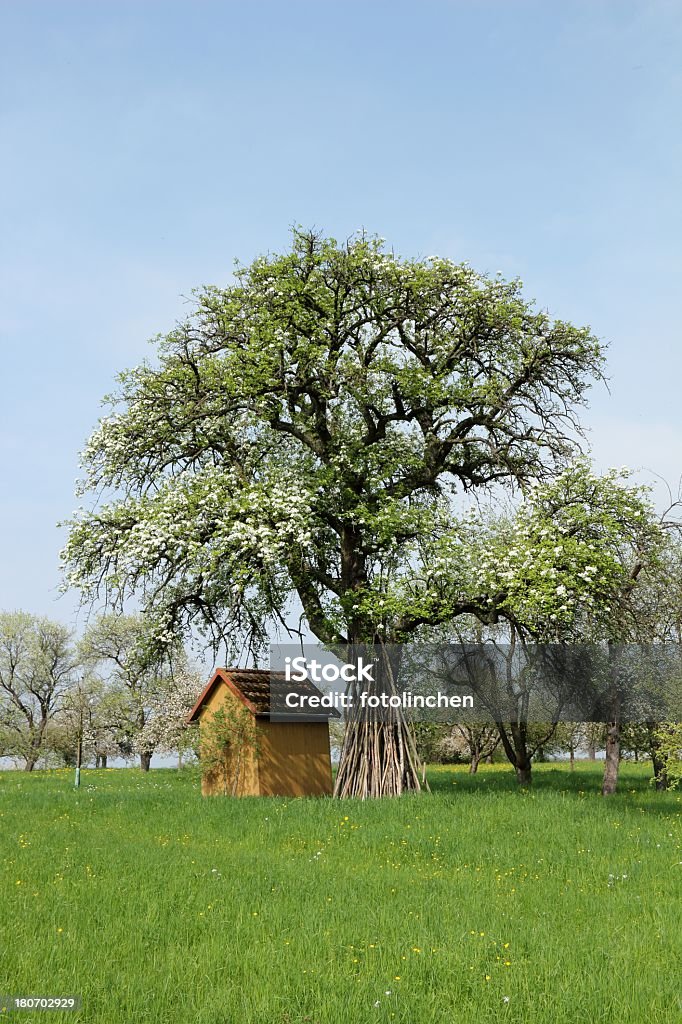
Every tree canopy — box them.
[62,228,611,795]
[0,612,77,770]
[62,230,605,651]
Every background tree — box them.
[133,668,203,768]
[61,229,606,797]
[79,614,183,770]
[551,722,586,770]
[411,723,452,767]
[651,722,682,789]
[55,675,125,769]
[430,462,663,785]
[437,724,501,773]
[583,722,605,760]
[634,534,682,789]
[620,722,652,762]
[0,612,78,770]
[590,517,682,794]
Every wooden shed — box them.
[187,668,338,797]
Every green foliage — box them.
[199,702,259,795]
[620,722,654,761]
[652,723,682,788]
[411,722,453,764]
[0,612,77,769]
[550,723,587,759]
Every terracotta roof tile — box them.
[187,667,340,722]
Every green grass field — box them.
[1,763,680,1024]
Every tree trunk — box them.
[569,749,575,771]
[495,720,533,785]
[652,755,669,791]
[601,721,620,795]
[601,644,622,796]
[24,722,46,771]
[140,751,152,772]
[588,742,597,760]
[649,725,669,791]
[469,753,480,774]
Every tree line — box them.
[0,612,202,771]
[414,720,678,788]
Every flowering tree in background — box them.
[0,612,78,770]
[133,668,203,767]
[431,462,666,785]
[438,724,501,773]
[79,614,186,770]
[551,723,587,769]
[61,228,609,797]
[56,674,124,768]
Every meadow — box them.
[1,763,680,1024]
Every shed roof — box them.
[187,667,340,723]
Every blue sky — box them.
[1,0,681,622]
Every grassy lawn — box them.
[1,762,680,1023]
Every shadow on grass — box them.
[425,761,682,812]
